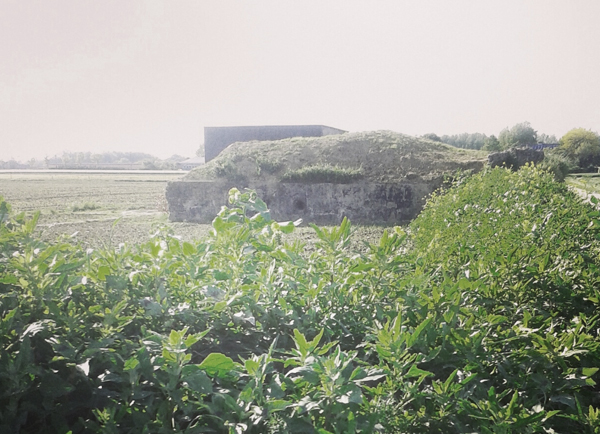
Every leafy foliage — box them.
[559,128,600,170]
[440,132,489,150]
[482,134,501,151]
[213,157,248,183]
[539,150,577,181]
[498,121,538,149]
[255,157,284,176]
[2,166,600,433]
[538,133,559,144]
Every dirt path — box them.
[571,187,600,205]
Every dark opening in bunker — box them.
[293,198,306,211]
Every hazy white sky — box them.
[2,1,600,161]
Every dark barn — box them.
[204,125,346,161]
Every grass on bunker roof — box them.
[186,130,488,184]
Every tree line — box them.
[0,152,187,170]
[423,122,559,151]
[424,122,600,172]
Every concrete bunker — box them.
[167,130,487,225]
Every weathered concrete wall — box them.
[264,183,431,224]
[166,180,232,223]
[166,179,442,224]
[204,125,346,162]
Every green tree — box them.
[196,142,205,158]
[559,128,600,169]
[422,133,442,142]
[498,121,537,149]
[91,154,102,166]
[538,132,558,144]
[440,132,487,149]
[482,135,501,151]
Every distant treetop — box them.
[498,122,537,149]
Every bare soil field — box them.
[0,171,211,247]
[0,171,385,249]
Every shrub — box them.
[280,164,363,183]
[411,164,600,329]
[406,166,600,432]
[537,150,576,181]
[559,128,600,170]
[213,157,248,183]
[255,157,283,175]
[3,173,600,433]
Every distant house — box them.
[178,156,205,171]
[204,125,346,162]
[46,161,144,170]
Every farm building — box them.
[177,156,205,170]
[204,125,346,162]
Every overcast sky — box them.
[2,1,600,161]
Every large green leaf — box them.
[198,353,235,377]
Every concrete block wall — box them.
[166,179,440,225]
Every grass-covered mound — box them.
[187,130,487,184]
[2,167,600,433]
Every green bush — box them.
[280,164,363,184]
[559,128,600,170]
[255,157,284,175]
[213,157,248,183]
[405,166,600,431]
[538,150,576,181]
